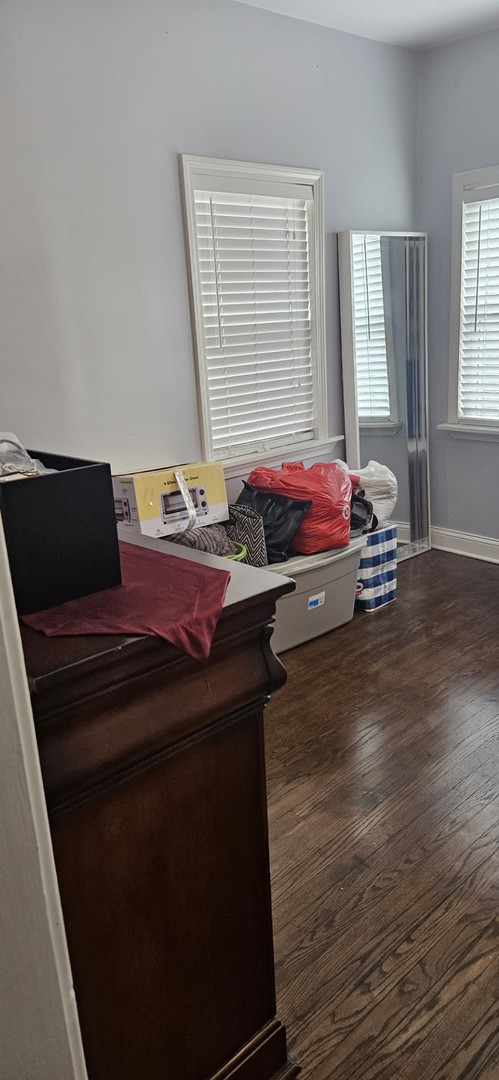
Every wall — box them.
[1,0,419,475]
[418,29,499,539]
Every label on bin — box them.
[308,591,325,610]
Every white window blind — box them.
[458,197,499,422]
[351,233,391,421]
[182,157,327,463]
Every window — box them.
[445,166,499,434]
[350,233,395,423]
[181,156,328,466]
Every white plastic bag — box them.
[355,460,397,526]
[0,433,39,478]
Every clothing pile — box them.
[167,522,238,557]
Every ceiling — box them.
[230,0,499,49]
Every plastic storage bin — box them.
[265,535,366,652]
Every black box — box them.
[0,451,122,615]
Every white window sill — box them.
[222,435,345,479]
[359,421,402,435]
[437,422,499,443]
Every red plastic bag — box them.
[247,461,352,554]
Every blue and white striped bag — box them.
[355,524,397,612]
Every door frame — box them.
[0,517,87,1080]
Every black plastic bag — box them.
[351,491,378,537]
[236,481,311,563]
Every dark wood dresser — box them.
[21,539,299,1080]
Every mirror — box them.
[338,231,430,560]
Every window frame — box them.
[442,165,499,438]
[181,155,330,472]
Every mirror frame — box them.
[338,230,431,559]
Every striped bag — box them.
[355,524,397,612]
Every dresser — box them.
[21,540,299,1080]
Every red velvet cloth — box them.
[22,541,231,662]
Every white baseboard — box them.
[431,526,499,564]
[392,520,410,543]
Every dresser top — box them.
[21,537,294,698]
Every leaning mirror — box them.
[338,231,430,561]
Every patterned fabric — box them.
[167,523,236,556]
[355,524,397,612]
[225,504,267,567]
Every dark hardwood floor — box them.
[265,549,499,1079]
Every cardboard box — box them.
[266,536,366,652]
[355,524,397,612]
[112,461,228,538]
[0,451,121,615]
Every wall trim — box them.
[0,519,87,1080]
[392,520,410,544]
[431,526,499,564]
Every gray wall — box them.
[418,30,499,538]
[1,0,419,475]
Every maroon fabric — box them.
[22,541,231,662]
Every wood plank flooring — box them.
[265,550,499,1079]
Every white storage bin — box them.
[266,536,366,653]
